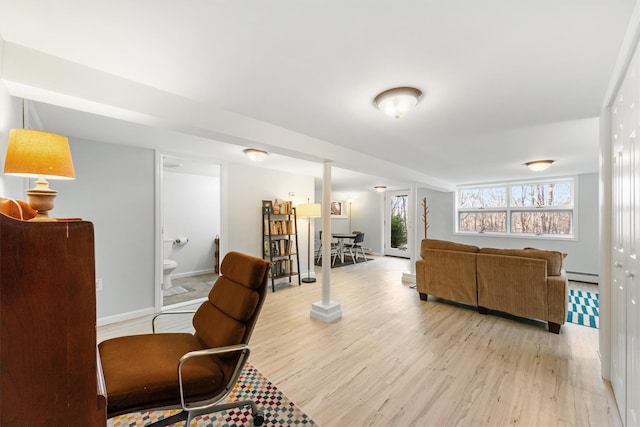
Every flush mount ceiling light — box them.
[243,148,268,162]
[373,87,423,119]
[525,160,554,172]
[374,185,387,192]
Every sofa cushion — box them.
[478,247,563,276]
[421,239,479,259]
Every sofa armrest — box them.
[420,249,478,306]
[547,271,568,326]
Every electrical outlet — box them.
[96,278,103,291]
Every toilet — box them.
[163,238,178,290]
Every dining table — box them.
[331,233,357,264]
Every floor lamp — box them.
[296,200,321,283]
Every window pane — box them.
[459,212,507,232]
[510,211,573,235]
[510,181,572,207]
[459,187,507,208]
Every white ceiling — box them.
[0,1,636,191]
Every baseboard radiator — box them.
[566,271,599,284]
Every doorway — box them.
[385,190,410,258]
[161,155,221,308]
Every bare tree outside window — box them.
[457,180,574,237]
[459,212,506,232]
[391,194,408,250]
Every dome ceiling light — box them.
[243,148,269,162]
[525,160,554,172]
[373,87,423,119]
[374,185,387,192]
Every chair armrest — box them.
[152,310,197,333]
[177,344,251,411]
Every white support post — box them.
[310,161,342,322]
[402,182,418,283]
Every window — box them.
[456,178,575,238]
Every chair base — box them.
[140,399,264,427]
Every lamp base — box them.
[26,184,57,222]
[301,277,317,283]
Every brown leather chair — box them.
[0,197,36,220]
[98,251,270,426]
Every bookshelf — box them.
[262,200,301,292]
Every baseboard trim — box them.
[566,271,599,284]
[97,307,155,327]
[171,268,215,280]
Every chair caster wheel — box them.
[253,411,265,426]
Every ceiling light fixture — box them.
[525,160,554,172]
[373,87,423,119]
[243,148,268,162]
[374,185,387,192]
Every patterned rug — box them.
[567,289,599,328]
[110,363,316,426]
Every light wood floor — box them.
[98,256,621,427]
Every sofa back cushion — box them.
[478,247,563,276]
[420,239,479,259]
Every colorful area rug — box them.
[111,363,316,426]
[567,289,599,328]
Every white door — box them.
[625,68,640,425]
[612,136,628,421]
[610,46,640,426]
[385,190,411,258]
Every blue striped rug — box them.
[567,289,599,328]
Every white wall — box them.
[164,169,220,277]
[224,163,315,277]
[0,90,25,198]
[54,138,156,319]
[415,173,600,280]
[312,185,386,255]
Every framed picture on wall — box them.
[330,200,348,218]
[262,200,273,214]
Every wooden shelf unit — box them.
[262,200,301,292]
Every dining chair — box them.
[345,232,367,263]
[315,230,339,264]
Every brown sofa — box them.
[416,239,568,333]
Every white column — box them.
[402,182,418,283]
[310,161,342,322]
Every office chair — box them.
[98,251,270,426]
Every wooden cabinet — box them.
[262,200,301,292]
[0,213,106,426]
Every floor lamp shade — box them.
[296,203,321,283]
[296,203,321,219]
[3,129,76,221]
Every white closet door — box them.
[612,93,628,420]
[627,56,640,426]
[611,41,640,427]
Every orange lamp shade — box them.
[4,129,75,179]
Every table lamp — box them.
[296,199,321,283]
[3,129,76,221]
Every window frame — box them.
[454,177,578,240]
